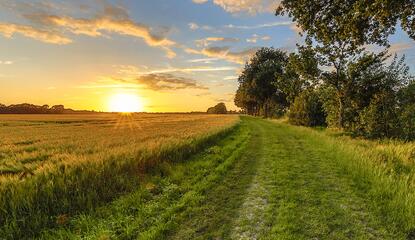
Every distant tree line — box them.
[0,103,95,114]
[235,1,415,140]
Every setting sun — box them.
[108,93,144,113]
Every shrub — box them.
[289,90,326,127]
[357,92,399,138]
[399,104,415,141]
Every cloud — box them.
[246,34,271,43]
[225,21,292,30]
[109,74,208,91]
[0,1,177,58]
[224,75,238,80]
[187,58,220,63]
[188,22,214,31]
[193,0,280,15]
[188,21,291,34]
[114,64,236,76]
[195,37,239,47]
[188,22,200,30]
[186,46,258,64]
[365,42,414,56]
[213,93,235,103]
[0,22,72,44]
[0,60,14,65]
[388,43,414,54]
[44,15,177,57]
[192,0,209,3]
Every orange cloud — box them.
[0,22,71,44]
[0,1,177,58]
[195,37,239,47]
[186,46,258,64]
[193,0,280,15]
[44,15,176,58]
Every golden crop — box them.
[0,113,239,181]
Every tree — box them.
[289,89,326,127]
[358,92,399,138]
[397,80,415,140]
[235,47,288,117]
[276,0,415,128]
[276,0,415,46]
[207,103,227,114]
[275,46,320,105]
[51,105,65,114]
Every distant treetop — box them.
[207,103,227,114]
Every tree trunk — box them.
[338,92,344,129]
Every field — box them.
[1,114,415,239]
[0,114,238,179]
[0,113,239,238]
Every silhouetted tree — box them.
[235,47,288,117]
[207,103,227,114]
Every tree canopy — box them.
[207,103,227,114]
[276,0,415,46]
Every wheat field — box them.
[0,113,239,238]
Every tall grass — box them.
[275,120,415,236]
[0,113,239,239]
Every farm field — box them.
[1,115,415,239]
[0,113,238,178]
[0,113,239,238]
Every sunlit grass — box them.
[0,113,239,238]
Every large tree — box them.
[275,46,320,105]
[276,0,414,128]
[276,0,415,46]
[235,47,288,117]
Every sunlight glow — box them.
[108,93,144,113]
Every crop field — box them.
[0,113,238,179]
[0,113,239,238]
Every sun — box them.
[108,93,144,113]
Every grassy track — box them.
[168,117,409,239]
[7,116,415,239]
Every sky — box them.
[0,0,414,112]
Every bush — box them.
[399,104,415,140]
[289,90,326,127]
[357,92,399,139]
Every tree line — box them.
[0,103,95,114]
[235,0,415,140]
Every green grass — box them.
[2,116,415,239]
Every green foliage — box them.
[289,89,326,127]
[207,102,227,114]
[276,0,415,46]
[398,81,415,140]
[399,104,415,140]
[235,47,288,117]
[357,92,399,138]
[275,46,320,105]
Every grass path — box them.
[169,117,404,239]
[41,117,410,239]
